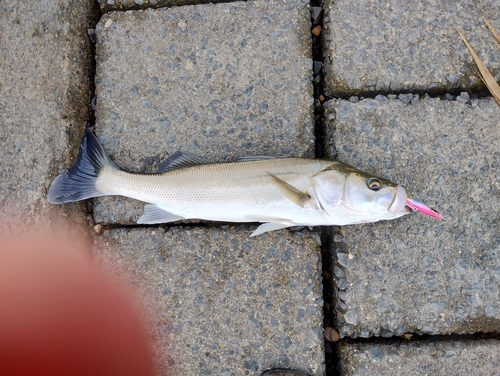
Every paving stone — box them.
[94,0,314,224]
[0,0,98,232]
[324,95,500,338]
[94,226,325,375]
[336,338,500,375]
[323,0,500,96]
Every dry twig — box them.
[457,26,500,106]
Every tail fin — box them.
[48,130,117,204]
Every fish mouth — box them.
[388,185,409,214]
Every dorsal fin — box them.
[233,155,279,162]
[158,151,211,172]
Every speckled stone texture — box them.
[336,338,500,375]
[94,227,325,375]
[0,0,98,233]
[93,0,314,224]
[325,95,500,338]
[323,0,500,96]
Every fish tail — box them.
[48,130,117,204]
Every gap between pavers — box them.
[93,0,314,225]
[323,0,500,96]
[336,338,500,375]
[324,95,500,338]
[94,226,325,375]
[98,0,236,13]
[0,0,98,234]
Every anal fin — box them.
[250,222,295,237]
[137,204,184,224]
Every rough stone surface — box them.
[323,0,500,96]
[325,96,500,338]
[336,338,500,375]
[94,226,325,375]
[94,0,315,224]
[0,0,98,233]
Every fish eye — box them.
[367,178,381,191]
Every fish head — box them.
[312,163,411,225]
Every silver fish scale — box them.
[101,158,335,223]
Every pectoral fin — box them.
[137,204,184,224]
[307,186,326,212]
[268,172,311,207]
[250,222,295,237]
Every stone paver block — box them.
[0,0,98,232]
[336,338,500,375]
[323,0,500,96]
[94,226,325,375]
[93,0,314,224]
[324,95,500,338]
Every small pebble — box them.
[310,6,322,24]
[87,29,96,43]
[313,60,322,75]
[456,92,470,104]
[311,25,322,36]
[324,326,340,342]
[398,93,413,104]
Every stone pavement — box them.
[93,1,315,224]
[336,338,500,375]
[326,96,500,338]
[1,0,500,375]
[0,0,98,236]
[323,0,500,96]
[95,227,324,375]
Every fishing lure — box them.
[406,198,442,220]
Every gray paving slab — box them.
[336,338,500,375]
[323,0,500,96]
[0,0,98,232]
[94,226,325,375]
[93,0,314,224]
[324,95,500,338]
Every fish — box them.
[48,130,438,236]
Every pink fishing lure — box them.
[405,198,442,220]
